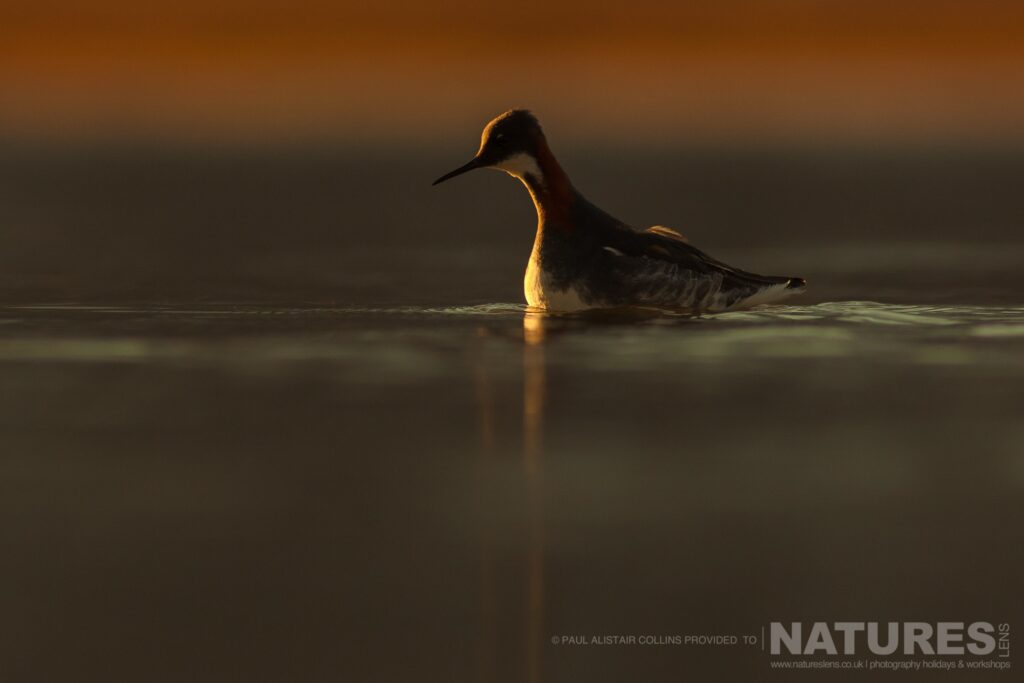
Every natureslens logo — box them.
[769,622,1010,657]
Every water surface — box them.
[1,297,1021,681]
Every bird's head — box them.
[433,110,547,186]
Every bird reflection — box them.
[522,309,546,683]
[474,308,697,681]
[471,309,551,683]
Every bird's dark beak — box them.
[432,158,481,186]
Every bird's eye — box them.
[494,134,507,145]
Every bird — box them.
[433,110,805,313]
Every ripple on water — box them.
[542,301,1024,371]
[970,324,1024,338]
[7,300,1023,324]
[1,301,1023,372]
[718,301,1024,330]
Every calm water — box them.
[1,147,1022,680]
[1,296,1022,681]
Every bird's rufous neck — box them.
[495,139,573,227]
[527,140,573,226]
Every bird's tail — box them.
[786,277,807,291]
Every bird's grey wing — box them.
[586,244,725,309]
[612,226,795,288]
[583,226,798,309]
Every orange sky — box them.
[3,0,1024,144]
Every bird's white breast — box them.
[524,251,587,311]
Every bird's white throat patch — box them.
[493,153,544,186]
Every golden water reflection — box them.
[523,310,546,683]
[471,310,550,682]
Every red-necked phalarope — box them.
[433,110,806,313]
